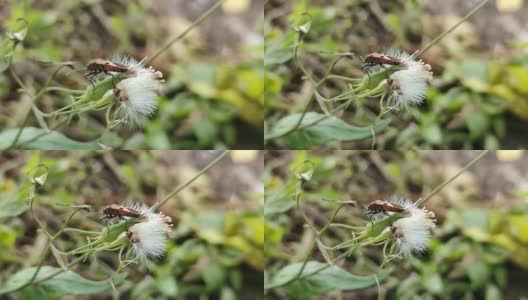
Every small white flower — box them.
[113,68,163,126]
[109,54,144,73]
[386,196,417,211]
[386,51,433,109]
[383,48,414,66]
[125,202,173,261]
[124,201,152,214]
[388,197,436,256]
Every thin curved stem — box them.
[415,150,488,206]
[145,0,227,65]
[151,150,231,211]
[8,64,73,149]
[415,0,490,57]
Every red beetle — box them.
[101,204,141,221]
[361,52,402,69]
[366,200,405,217]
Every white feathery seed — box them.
[113,68,163,126]
[109,54,144,72]
[387,197,436,256]
[383,49,433,109]
[123,202,173,261]
[386,196,417,211]
[124,201,152,215]
[383,48,414,65]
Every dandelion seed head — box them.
[388,61,433,109]
[109,54,144,72]
[386,196,417,212]
[363,48,433,109]
[113,68,163,127]
[390,202,436,257]
[383,48,414,65]
[127,207,173,261]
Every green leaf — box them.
[509,66,528,94]
[266,112,389,148]
[201,262,226,292]
[157,277,178,297]
[460,60,488,82]
[466,260,491,289]
[220,286,237,300]
[484,135,499,150]
[0,127,102,150]
[264,221,284,246]
[192,119,219,148]
[0,225,17,248]
[422,124,443,145]
[486,284,502,300]
[466,111,489,141]
[264,44,293,66]
[0,266,126,296]
[0,181,31,219]
[266,261,391,298]
[459,210,490,231]
[422,273,443,294]
[264,31,295,66]
[0,39,14,72]
[264,184,296,217]
[264,174,299,217]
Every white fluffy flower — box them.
[113,67,163,126]
[386,52,433,109]
[125,202,173,261]
[383,48,415,66]
[109,54,144,72]
[387,197,436,256]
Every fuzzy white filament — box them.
[113,68,163,126]
[105,55,164,127]
[124,202,173,261]
[382,49,433,109]
[109,54,144,71]
[387,197,436,257]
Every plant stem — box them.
[289,189,351,285]
[45,87,85,94]
[415,150,488,206]
[151,150,231,211]
[8,65,72,149]
[415,0,489,57]
[0,253,90,295]
[271,0,490,142]
[145,0,227,65]
[281,36,317,136]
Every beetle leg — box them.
[83,71,97,95]
[365,211,375,227]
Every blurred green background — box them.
[265,150,528,299]
[0,0,264,149]
[265,0,528,149]
[0,150,264,299]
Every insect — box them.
[365,200,405,225]
[84,59,129,90]
[85,59,128,79]
[360,52,403,81]
[101,204,141,222]
[361,52,402,70]
[366,200,405,216]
